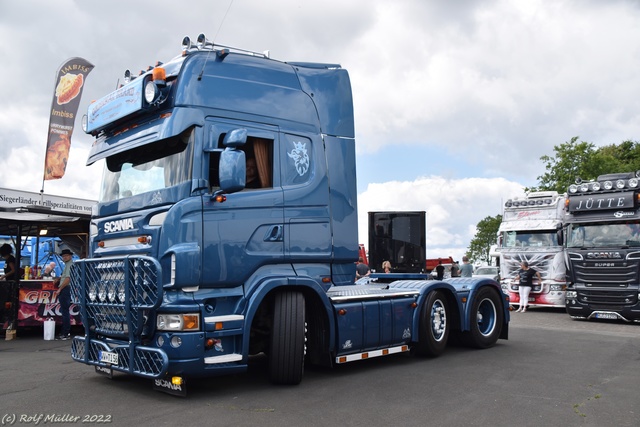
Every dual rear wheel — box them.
[417,287,504,356]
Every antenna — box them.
[198,0,235,81]
[214,0,235,43]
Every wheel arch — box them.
[243,276,336,364]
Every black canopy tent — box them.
[0,187,96,263]
[0,206,91,261]
[0,189,95,332]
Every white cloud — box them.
[2,0,640,259]
[357,176,525,262]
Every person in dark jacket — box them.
[513,261,542,312]
[435,261,445,280]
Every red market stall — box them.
[0,187,95,335]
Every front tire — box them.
[269,291,306,385]
[463,287,503,349]
[415,290,449,357]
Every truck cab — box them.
[70,35,509,394]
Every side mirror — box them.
[218,148,246,193]
[222,128,247,148]
[557,228,564,246]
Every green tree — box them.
[529,137,640,192]
[466,214,502,263]
[527,136,595,193]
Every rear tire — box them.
[463,287,503,349]
[269,291,306,385]
[415,290,449,357]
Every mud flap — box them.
[153,378,187,397]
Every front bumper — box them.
[565,285,640,322]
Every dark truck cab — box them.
[564,172,640,322]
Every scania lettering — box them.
[497,191,567,308]
[69,34,509,394]
[103,219,134,233]
[564,172,640,322]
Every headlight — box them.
[98,284,107,302]
[569,184,578,194]
[88,284,97,302]
[616,179,626,189]
[144,80,158,103]
[629,178,638,188]
[117,282,126,303]
[156,313,200,331]
[591,182,600,191]
[579,183,589,192]
[603,181,613,190]
[566,291,577,298]
[107,282,117,302]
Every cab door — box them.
[201,120,284,287]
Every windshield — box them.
[567,221,640,248]
[502,230,558,247]
[100,128,194,202]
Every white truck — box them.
[498,191,566,308]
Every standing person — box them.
[450,261,460,278]
[355,257,370,280]
[382,260,392,273]
[56,249,74,340]
[435,261,445,280]
[0,243,17,329]
[460,256,473,277]
[513,261,542,313]
[0,243,17,281]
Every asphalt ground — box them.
[1,308,639,427]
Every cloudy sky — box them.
[2,0,640,263]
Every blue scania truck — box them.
[70,34,509,395]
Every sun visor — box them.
[86,107,204,165]
[499,219,562,232]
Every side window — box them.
[208,151,221,190]
[242,137,273,190]
[208,132,274,191]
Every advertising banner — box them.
[17,280,81,327]
[44,57,94,181]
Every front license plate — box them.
[594,312,618,320]
[99,350,119,365]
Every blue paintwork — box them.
[70,45,508,382]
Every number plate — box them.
[99,350,119,365]
[594,312,618,320]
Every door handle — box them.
[265,225,283,242]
